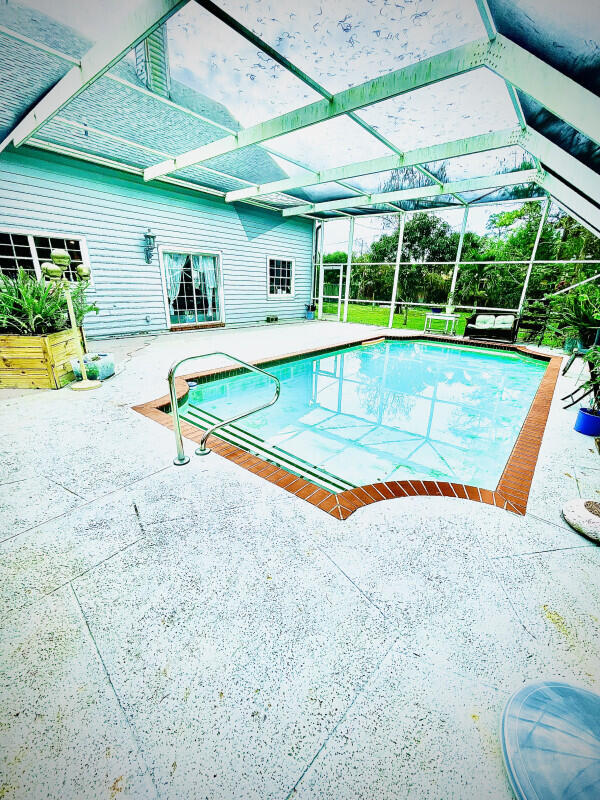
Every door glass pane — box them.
[164,252,220,326]
[192,255,220,323]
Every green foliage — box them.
[328,203,599,322]
[0,269,98,336]
[548,284,600,346]
[582,348,600,411]
[323,250,347,264]
[370,213,461,263]
[352,213,467,303]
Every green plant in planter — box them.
[582,348,600,414]
[548,284,600,348]
[0,269,98,335]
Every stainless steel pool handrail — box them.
[167,352,281,466]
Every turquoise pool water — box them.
[183,340,547,491]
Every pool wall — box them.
[133,334,562,520]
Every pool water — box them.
[183,340,547,491]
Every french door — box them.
[162,251,223,327]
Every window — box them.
[0,232,36,278]
[0,231,90,282]
[34,236,85,282]
[267,256,294,298]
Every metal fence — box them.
[314,258,600,333]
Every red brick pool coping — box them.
[133,334,562,520]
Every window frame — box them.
[266,255,295,300]
[0,227,93,287]
[0,231,38,279]
[158,246,225,328]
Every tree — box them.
[323,250,347,264]
[362,213,470,303]
[551,212,600,261]
[323,198,600,310]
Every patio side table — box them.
[424,313,459,335]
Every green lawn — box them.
[321,301,470,335]
[321,301,561,346]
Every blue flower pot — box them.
[70,353,115,381]
[574,407,600,436]
[306,311,315,320]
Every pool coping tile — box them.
[133,334,561,521]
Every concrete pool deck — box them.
[1,320,599,799]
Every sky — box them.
[13,0,538,247]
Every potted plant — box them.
[550,284,600,350]
[574,349,600,437]
[305,302,316,320]
[0,268,98,388]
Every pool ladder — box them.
[167,352,281,466]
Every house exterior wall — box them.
[0,147,314,337]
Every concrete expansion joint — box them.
[283,635,403,800]
[70,582,161,798]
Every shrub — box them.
[548,283,600,347]
[583,348,600,413]
[0,269,98,336]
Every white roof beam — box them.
[0,0,188,152]
[196,1,462,202]
[474,0,497,40]
[225,128,520,203]
[281,168,540,217]
[486,34,600,146]
[538,173,600,237]
[313,194,547,220]
[505,82,527,131]
[473,0,526,130]
[519,127,600,207]
[144,38,490,180]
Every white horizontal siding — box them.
[0,148,314,337]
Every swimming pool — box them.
[180,339,547,492]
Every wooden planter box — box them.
[0,328,85,389]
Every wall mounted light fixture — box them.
[143,229,157,264]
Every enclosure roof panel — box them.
[459,184,545,205]
[164,0,322,128]
[519,93,600,178]
[0,0,598,228]
[0,1,91,60]
[488,0,600,95]
[425,146,534,183]
[264,116,392,173]
[285,182,363,204]
[342,169,413,196]
[399,194,464,211]
[354,68,518,152]
[0,2,290,191]
[214,0,487,94]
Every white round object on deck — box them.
[561,499,600,543]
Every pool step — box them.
[181,403,355,494]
